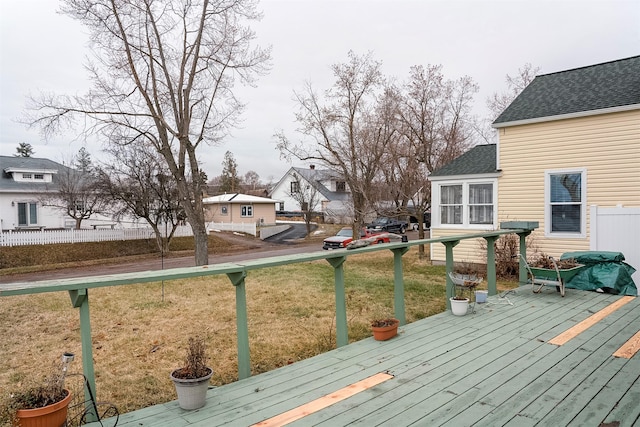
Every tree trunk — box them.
[192,221,209,266]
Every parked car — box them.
[410,213,431,230]
[366,217,408,234]
[322,227,390,250]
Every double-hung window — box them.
[469,184,493,224]
[546,169,585,236]
[440,185,462,224]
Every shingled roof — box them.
[430,144,497,178]
[493,55,640,127]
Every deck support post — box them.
[483,236,498,296]
[517,231,532,286]
[391,248,409,325]
[443,240,460,310]
[227,271,251,379]
[326,256,348,347]
[68,288,98,423]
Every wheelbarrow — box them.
[519,255,583,297]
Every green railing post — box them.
[391,247,409,325]
[483,236,498,296]
[227,271,251,379]
[442,241,460,310]
[326,256,348,347]
[517,231,532,286]
[68,289,98,423]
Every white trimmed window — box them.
[17,202,38,226]
[434,180,496,228]
[241,205,253,217]
[545,169,586,237]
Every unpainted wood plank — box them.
[249,372,393,427]
[613,329,640,358]
[548,296,635,345]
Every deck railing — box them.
[0,223,536,421]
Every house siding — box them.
[431,109,640,263]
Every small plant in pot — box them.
[0,355,73,427]
[170,336,214,410]
[370,318,400,341]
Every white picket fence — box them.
[0,222,258,247]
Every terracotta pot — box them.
[15,389,71,427]
[371,318,399,341]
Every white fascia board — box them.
[4,167,59,174]
[492,104,640,129]
[429,172,501,182]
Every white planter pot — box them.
[450,297,469,316]
[170,367,213,410]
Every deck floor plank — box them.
[86,289,638,427]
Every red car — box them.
[322,227,391,250]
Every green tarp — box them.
[560,251,637,296]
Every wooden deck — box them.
[90,286,639,427]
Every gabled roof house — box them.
[429,56,640,282]
[269,166,352,223]
[203,193,279,226]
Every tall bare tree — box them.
[43,150,107,229]
[97,145,185,255]
[28,0,270,265]
[288,171,321,234]
[276,51,391,237]
[487,63,540,120]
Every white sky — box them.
[1,0,639,182]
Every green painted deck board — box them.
[88,289,639,426]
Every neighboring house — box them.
[269,165,352,223]
[203,193,279,226]
[429,56,640,281]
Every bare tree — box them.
[389,66,478,257]
[487,63,540,120]
[97,145,185,255]
[288,172,321,234]
[277,51,391,238]
[243,170,260,191]
[27,0,270,265]
[43,150,107,229]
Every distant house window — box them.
[545,169,586,236]
[22,173,32,179]
[336,181,346,192]
[241,205,253,217]
[290,182,300,193]
[301,202,309,211]
[440,185,462,224]
[17,202,38,226]
[221,205,228,215]
[279,202,284,211]
[74,200,85,212]
[34,174,44,180]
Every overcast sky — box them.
[1,0,638,182]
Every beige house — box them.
[430,56,640,277]
[203,193,279,225]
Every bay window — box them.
[435,180,496,228]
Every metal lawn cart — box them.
[520,255,583,297]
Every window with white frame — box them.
[469,184,493,224]
[440,185,462,224]
[241,205,253,217]
[436,180,496,228]
[221,205,228,215]
[17,202,38,226]
[546,169,585,236]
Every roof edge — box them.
[492,103,640,129]
[429,172,502,181]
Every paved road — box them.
[0,228,426,284]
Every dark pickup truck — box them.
[366,217,408,234]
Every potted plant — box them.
[0,356,72,427]
[170,336,214,410]
[449,263,483,316]
[371,318,400,341]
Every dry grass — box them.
[0,243,518,417]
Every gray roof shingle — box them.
[493,55,640,126]
[0,155,69,192]
[430,144,497,177]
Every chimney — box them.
[309,164,315,170]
